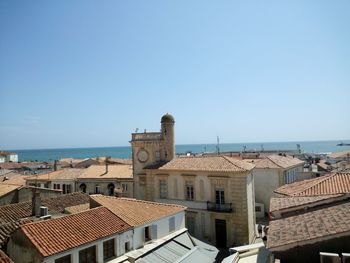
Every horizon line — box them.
[3,138,350,152]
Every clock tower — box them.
[130,114,175,199]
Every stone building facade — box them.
[130,114,256,247]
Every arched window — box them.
[108,183,115,196]
[79,183,87,193]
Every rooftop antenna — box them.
[296,144,301,154]
[216,136,220,155]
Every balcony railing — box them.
[131,132,162,141]
[207,201,233,213]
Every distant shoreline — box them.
[6,140,350,162]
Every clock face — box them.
[137,149,149,163]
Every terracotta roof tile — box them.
[0,250,14,263]
[246,155,304,169]
[158,156,254,172]
[21,207,131,257]
[90,195,186,226]
[26,169,85,181]
[0,219,32,248]
[0,162,44,170]
[269,195,343,212]
[274,173,350,196]
[64,203,90,214]
[328,150,350,159]
[0,185,21,198]
[0,192,89,224]
[93,157,132,165]
[267,201,350,250]
[0,172,26,184]
[78,165,133,179]
[0,193,88,249]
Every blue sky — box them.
[1,0,349,150]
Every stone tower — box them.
[161,113,175,162]
[130,114,175,199]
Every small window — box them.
[79,246,96,263]
[125,241,131,252]
[255,206,261,212]
[169,217,175,232]
[108,183,115,196]
[79,183,86,193]
[159,180,167,198]
[122,183,128,192]
[55,254,71,263]
[63,184,71,194]
[53,184,61,190]
[145,226,151,242]
[185,181,194,201]
[95,185,100,194]
[215,188,225,204]
[103,239,115,260]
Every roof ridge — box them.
[222,156,246,171]
[266,155,283,168]
[91,195,186,209]
[293,172,338,196]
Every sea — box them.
[7,140,350,162]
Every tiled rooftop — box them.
[1,174,28,187]
[0,192,90,224]
[0,162,45,170]
[0,192,89,249]
[0,219,32,248]
[246,155,304,169]
[0,184,21,198]
[267,201,350,250]
[25,168,85,181]
[90,195,186,226]
[328,150,350,159]
[274,172,350,196]
[64,203,90,214]
[78,165,133,179]
[0,172,25,184]
[269,194,343,212]
[21,207,131,257]
[93,157,132,165]
[158,156,255,172]
[0,249,14,263]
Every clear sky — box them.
[1,0,349,150]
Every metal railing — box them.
[207,201,233,213]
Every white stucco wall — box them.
[43,229,133,263]
[133,211,185,249]
[253,168,281,213]
[246,173,256,242]
[9,154,18,162]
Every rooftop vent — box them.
[39,206,48,217]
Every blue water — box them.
[8,140,350,162]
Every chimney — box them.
[105,156,111,174]
[54,160,58,171]
[32,190,42,217]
